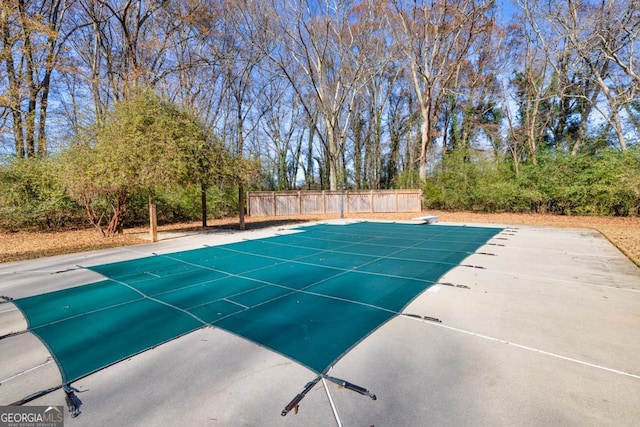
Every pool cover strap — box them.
[325,375,377,400]
[281,374,376,416]
[281,375,323,416]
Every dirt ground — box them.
[1,211,639,267]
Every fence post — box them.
[272,191,276,216]
[298,191,302,215]
[322,190,326,214]
[370,190,374,213]
[345,190,349,214]
[395,190,399,212]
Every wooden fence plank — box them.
[247,190,422,216]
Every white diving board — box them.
[412,215,439,224]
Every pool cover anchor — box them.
[324,375,377,400]
[63,385,81,418]
[403,313,442,323]
[281,374,377,416]
[281,375,322,416]
[0,329,29,341]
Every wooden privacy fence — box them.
[247,190,422,216]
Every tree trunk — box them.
[149,193,158,242]
[36,69,53,157]
[326,122,338,191]
[105,192,128,237]
[305,118,315,189]
[1,6,24,157]
[83,196,106,237]
[419,105,431,183]
[201,183,208,228]
[238,184,245,230]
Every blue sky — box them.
[499,0,519,23]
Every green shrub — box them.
[423,147,640,216]
[155,185,238,224]
[0,158,84,230]
[395,169,421,189]
[117,185,240,228]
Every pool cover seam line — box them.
[158,225,473,324]
[206,225,476,358]
[217,231,470,279]
[96,253,302,303]
[303,228,501,240]
[157,248,441,312]
[222,297,249,309]
[155,228,459,324]
[218,250,442,285]
[26,295,146,331]
[274,226,500,247]
[137,231,461,298]
[155,251,441,305]
[76,265,212,328]
[223,244,473,270]
[215,224,480,277]
[123,237,377,298]
[159,226,466,320]
[115,251,399,331]
[265,231,486,256]
[104,275,210,326]
[166,256,398,320]
[297,225,499,241]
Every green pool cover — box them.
[14,222,502,384]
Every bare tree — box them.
[257,62,305,189]
[595,0,640,87]
[522,0,634,151]
[261,0,380,190]
[388,0,496,182]
[70,0,191,123]
[0,0,78,157]
[349,1,395,189]
[507,9,556,164]
[440,16,505,158]
[386,69,419,186]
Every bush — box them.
[0,155,242,232]
[155,185,238,224]
[423,147,640,216]
[112,185,240,228]
[530,149,640,215]
[0,158,84,230]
